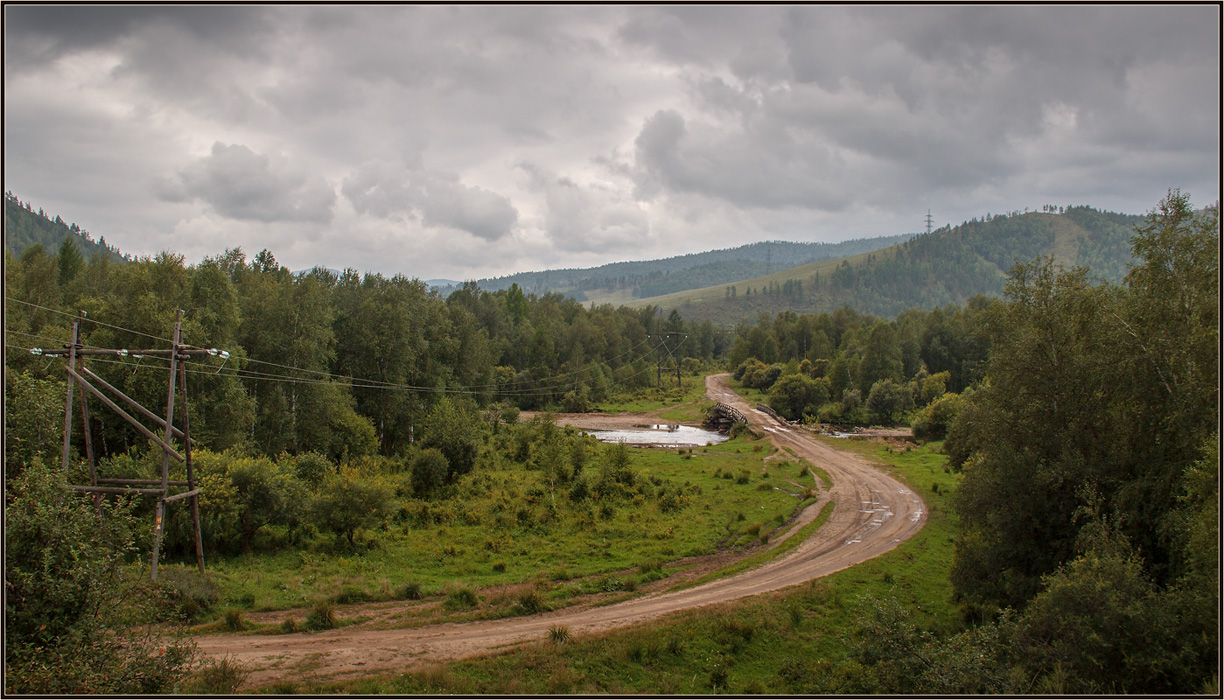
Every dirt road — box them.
[193,374,925,688]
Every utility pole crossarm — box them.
[48,309,213,581]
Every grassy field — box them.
[596,372,715,420]
[167,427,817,625]
[265,435,959,693]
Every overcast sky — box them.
[4,5,1219,281]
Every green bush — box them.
[515,590,547,615]
[292,452,333,487]
[309,469,394,545]
[305,601,337,630]
[223,609,247,631]
[398,581,424,600]
[155,566,219,622]
[445,586,480,610]
[181,656,249,694]
[911,392,963,442]
[5,463,196,694]
[410,448,449,498]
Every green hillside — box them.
[443,234,913,301]
[4,193,128,263]
[632,207,1146,323]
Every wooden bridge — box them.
[704,402,748,432]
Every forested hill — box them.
[437,234,913,301]
[635,206,1152,324]
[4,193,129,263]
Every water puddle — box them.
[584,424,728,448]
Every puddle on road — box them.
[584,424,728,448]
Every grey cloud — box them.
[4,5,1218,280]
[3,5,270,68]
[633,108,848,211]
[540,175,649,254]
[159,142,335,224]
[416,174,519,242]
[342,162,518,241]
[617,6,777,68]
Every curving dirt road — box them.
[193,374,925,688]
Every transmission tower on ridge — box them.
[925,209,934,235]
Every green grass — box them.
[183,432,803,624]
[596,374,712,416]
[275,437,961,694]
[726,377,768,407]
[678,499,833,590]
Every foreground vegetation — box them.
[256,436,961,694]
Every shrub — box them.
[309,470,394,546]
[729,422,755,441]
[293,452,333,487]
[5,463,196,694]
[516,590,547,615]
[306,601,337,630]
[911,391,964,442]
[155,567,219,623]
[445,586,479,610]
[332,586,370,604]
[223,609,247,632]
[398,581,423,600]
[182,656,249,694]
[411,448,449,498]
[548,625,571,644]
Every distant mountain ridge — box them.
[629,206,1154,324]
[4,192,129,263]
[435,234,914,301]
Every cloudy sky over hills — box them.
[4,5,1219,280]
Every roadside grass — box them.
[256,435,956,693]
[298,437,959,694]
[597,374,711,415]
[675,499,833,591]
[726,377,769,407]
[188,431,804,625]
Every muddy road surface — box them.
[193,374,925,688]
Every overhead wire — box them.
[7,299,673,398]
[8,297,661,394]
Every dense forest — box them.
[4,190,1218,693]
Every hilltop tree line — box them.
[4,192,129,265]
[455,235,912,301]
[682,206,1147,323]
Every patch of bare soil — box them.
[192,374,926,690]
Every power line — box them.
[8,297,658,396]
[7,327,662,398]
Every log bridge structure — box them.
[704,401,748,432]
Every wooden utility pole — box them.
[648,332,686,390]
[34,309,226,580]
